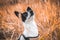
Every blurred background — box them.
[0,0,60,40]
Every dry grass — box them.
[0,0,60,40]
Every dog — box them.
[14,7,38,40]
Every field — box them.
[0,0,60,40]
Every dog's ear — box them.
[27,7,32,11]
[27,7,34,17]
[14,11,19,17]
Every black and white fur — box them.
[14,7,38,40]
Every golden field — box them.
[0,0,60,40]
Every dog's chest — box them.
[23,20,38,37]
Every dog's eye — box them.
[30,11,34,17]
[21,12,28,22]
[14,11,19,17]
[23,12,28,17]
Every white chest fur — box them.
[23,18,38,37]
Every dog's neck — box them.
[23,16,38,37]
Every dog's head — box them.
[21,7,34,22]
[14,7,34,22]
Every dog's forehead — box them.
[23,12,27,15]
[22,12,28,17]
